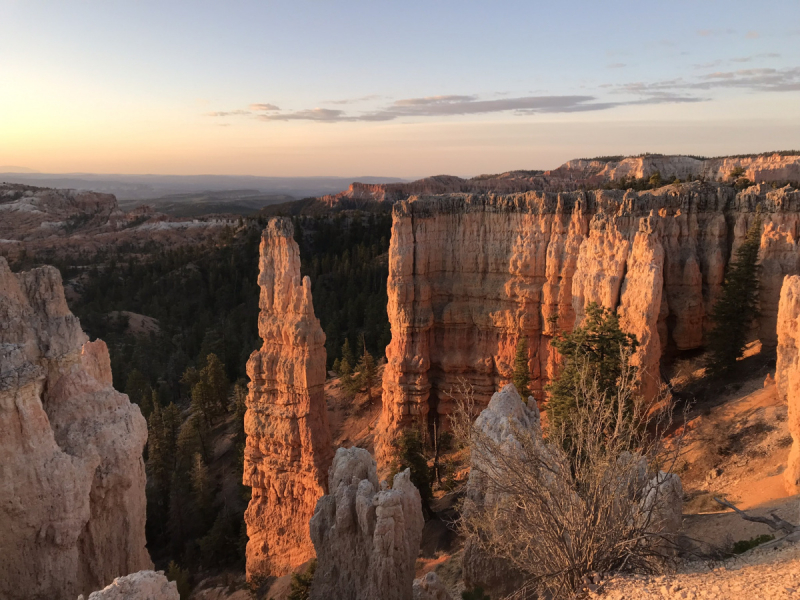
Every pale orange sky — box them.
[2,1,799,177]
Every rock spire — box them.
[243,218,333,579]
[0,257,151,600]
[777,274,800,493]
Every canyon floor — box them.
[188,346,800,600]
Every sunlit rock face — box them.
[243,218,333,580]
[0,258,151,600]
[377,183,800,465]
[777,275,800,493]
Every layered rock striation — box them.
[378,182,800,461]
[243,218,333,579]
[0,257,151,600]
[309,447,424,600]
[776,275,800,493]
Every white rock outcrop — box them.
[81,571,179,600]
[412,572,452,600]
[463,384,538,598]
[640,471,684,541]
[309,447,424,600]
[0,257,151,600]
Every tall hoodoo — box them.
[0,258,151,600]
[243,218,333,579]
[777,275,800,493]
[378,184,800,464]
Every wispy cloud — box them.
[618,66,800,93]
[204,109,250,117]
[249,103,280,111]
[746,30,760,39]
[697,28,736,37]
[319,94,381,105]
[252,93,701,122]
[607,63,627,69]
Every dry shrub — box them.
[454,351,682,599]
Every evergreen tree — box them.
[203,353,229,414]
[355,335,378,400]
[287,559,316,600]
[191,378,215,426]
[341,338,355,371]
[546,303,638,440]
[707,217,762,375]
[339,339,356,394]
[125,368,150,406]
[512,336,530,398]
[190,453,213,527]
[392,429,433,517]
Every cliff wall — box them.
[243,218,333,579]
[776,275,800,493]
[378,182,800,462]
[0,258,151,600]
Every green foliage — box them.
[189,354,229,425]
[68,225,263,401]
[729,166,746,179]
[294,213,392,368]
[512,336,530,397]
[166,561,192,600]
[648,170,662,187]
[546,303,638,440]
[462,587,491,600]
[707,217,762,376]
[287,559,317,600]
[731,534,774,554]
[125,368,150,406]
[392,429,433,509]
[355,335,378,394]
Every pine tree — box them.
[203,353,229,414]
[339,339,356,394]
[707,217,762,376]
[512,336,530,398]
[191,378,215,426]
[341,338,355,370]
[547,303,638,440]
[355,335,378,400]
[190,452,212,527]
[392,429,433,517]
[125,368,150,406]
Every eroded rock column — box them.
[776,274,800,493]
[309,447,424,600]
[243,218,333,579]
[0,258,151,600]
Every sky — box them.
[1,0,799,177]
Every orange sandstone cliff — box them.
[377,182,800,464]
[243,218,333,579]
[777,275,800,494]
[0,258,151,600]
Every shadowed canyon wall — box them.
[378,182,800,462]
[243,218,333,579]
[0,258,151,600]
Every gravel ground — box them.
[601,540,800,599]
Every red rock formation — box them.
[243,218,333,579]
[776,275,800,493]
[377,183,800,464]
[0,258,151,600]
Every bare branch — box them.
[713,497,798,536]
